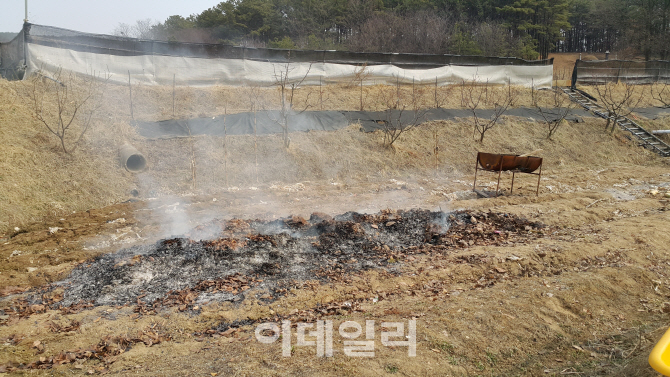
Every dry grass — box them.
[0,77,666,234]
[577,83,664,108]
[3,207,670,376]
[0,79,135,233]
[131,114,662,199]
[1,73,669,375]
[99,81,573,121]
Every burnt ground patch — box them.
[5,209,548,315]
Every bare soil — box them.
[549,53,607,81]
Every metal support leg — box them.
[496,166,502,197]
[536,165,542,196]
[473,154,479,192]
[511,172,516,194]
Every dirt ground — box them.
[2,161,670,376]
[549,53,607,81]
[2,77,670,376]
[548,52,647,83]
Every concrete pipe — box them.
[119,143,147,172]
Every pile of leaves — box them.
[432,211,546,248]
[1,290,93,324]
[9,209,549,319]
[194,298,366,339]
[0,326,170,373]
[135,273,261,315]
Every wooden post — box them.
[223,107,228,187]
[433,127,439,172]
[128,70,134,122]
[172,74,176,118]
[508,77,511,98]
[396,76,400,108]
[186,121,196,190]
[473,153,479,192]
[360,78,363,111]
[412,77,415,100]
[530,77,537,106]
[254,107,258,183]
[511,171,515,194]
[434,76,439,108]
[536,163,542,196]
[496,163,503,197]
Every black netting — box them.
[0,26,25,80]
[136,107,594,139]
[21,23,552,67]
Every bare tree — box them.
[651,82,670,108]
[347,11,454,54]
[113,23,132,38]
[242,83,264,182]
[271,57,312,148]
[463,79,517,143]
[348,63,371,110]
[29,68,109,154]
[592,82,644,133]
[433,77,453,109]
[316,76,331,111]
[536,89,575,139]
[177,121,197,190]
[376,83,428,147]
[113,19,157,39]
[472,22,525,58]
[347,63,371,88]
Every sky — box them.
[0,0,219,34]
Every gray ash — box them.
[40,209,546,310]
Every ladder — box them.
[561,88,670,157]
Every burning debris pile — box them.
[13,209,547,313]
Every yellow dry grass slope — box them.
[0,79,135,232]
[2,74,670,376]
[0,77,668,235]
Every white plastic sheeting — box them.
[26,43,552,88]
